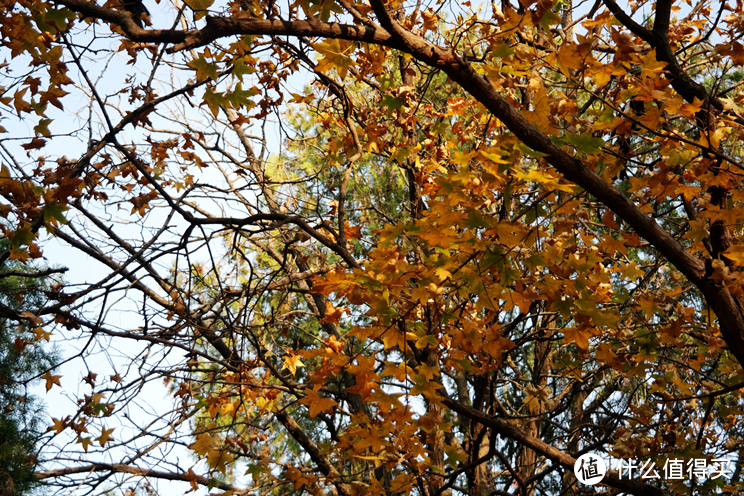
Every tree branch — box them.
[168,16,394,53]
[441,397,676,496]
[36,463,237,491]
[54,0,186,43]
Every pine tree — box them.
[0,238,59,496]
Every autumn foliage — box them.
[2,0,744,495]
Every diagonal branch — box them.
[599,0,656,43]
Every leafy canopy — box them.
[1,0,744,495]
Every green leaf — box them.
[465,209,490,229]
[193,397,208,412]
[304,0,342,22]
[539,9,561,31]
[34,119,52,137]
[231,57,256,80]
[431,119,449,135]
[564,132,605,155]
[490,42,515,59]
[8,226,36,250]
[515,142,548,158]
[390,146,411,164]
[188,57,219,82]
[35,7,75,33]
[453,358,473,372]
[245,464,265,479]
[203,88,229,117]
[381,95,406,113]
[225,83,260,110]
[319,0,336,22]
[30,101,48,116]
[444,446,467,469]
[43,202,68,225]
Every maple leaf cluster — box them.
[2,0,744,495]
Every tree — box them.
[1,0,744,495]
[0,236,61,495]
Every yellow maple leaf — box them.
[76,436,93,452]
[381,361,408,382]
[207,397,222,419]
[96,426,115,447]
[206,448,234,473]
[503,290,530,314]
[595,342,619,363]
[552,42,586,76]
[638,105,663,129]
[189,432,214,457]
[525,79,551,130]
[523,384,551,414]
[591,62,625,87]
[354,426,387,453]
[411,378,446,407]
[346,353,380,400]
[683,219,709,244]
[370,390,403,414]
[598,236,628,256]
[674,184,701,202]
[312,38,356,80]
[679,96,705,116]
[621,261,645,280]
[636,49,668,79]
[282,354,305,376]
[417,363,440,381]
[287,466,312,490]
[42,371,61,391]
[319,302,345,324]
[724,245,744,266]
[31,327,52,342]
[48,416,68,434]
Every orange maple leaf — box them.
[563,327,591,351]
[183,468,199,492]
[320,303,346,324]
[299,386,338,418]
